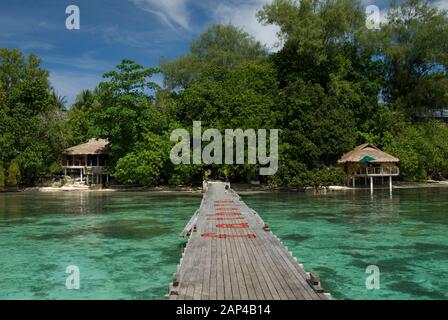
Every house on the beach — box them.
[62,138,110,186]
[338,143,399,191]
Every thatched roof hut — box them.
[338,143,399,164]
[338,143,400,191]
[62,139,110,185]
[63,138,110,156]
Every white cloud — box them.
[46,53,111,72]
[19,41,53,51]
[129,0,280,49]
[213,0,281,51]
[129,0,191,30]
[432,0,448,11]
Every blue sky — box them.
[0,0,282,105]
[0,0,446,105]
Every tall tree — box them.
[258,0,380,173]
[91,60,161,161]
[0,49,64,185]
[0,161,5,188]
[161,24,268,89]
[65,89,100,146]
[7,160,20,187]
[379,0,448,116]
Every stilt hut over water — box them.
[337,143,399,191]
[62,138,110,186]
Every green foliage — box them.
[161,24,268,89]
[64,90,100,146]
[168,164,204,186]
[7,160,20,187]
[0,49,49,91]
[269,159,347,189]
[308,167,347,189]
[101,59,160,96]
[0,161,5,188]
[383,121,448,181]
[378,0,448,115]
[91,60,162,160]
[0,49,65,185]
[258,0,375,177]
[176,61,278,129]
[114,150,163,185]
[3,1,448,188]
[114,133,169,185]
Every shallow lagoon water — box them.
[0,192,198,300]
[244,188,448,300]
[0,188,447,300]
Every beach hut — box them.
[62,138,110,185]
[337,143,399,192]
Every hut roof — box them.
[337,143,399,164]
[63,138,110,155]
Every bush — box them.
[7,160,21,187]
[268,159,347,189]
[168,164,204,186]
[114,133,169,186]
[308,167,347,189]
[0,161,5,188]
[383,121,448,181]
[114,150,164,186]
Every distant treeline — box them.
[1,0,448,188]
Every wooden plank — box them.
[254,224,310,299]
[240,208,309,300]
[183,239,201,299]
[249,209,321,299]
[175,240,195,299]
[240,218,280,299]
[223,199,269,300]
[243,211,291,300]
[168,181,329,301]
[226,214,249,300]
[192,241,206,299]
[216,223,225,300]
[221,215,233,300]
[209,237,217,300]
[200,217,213,299]
[234,226,266,300]
[180,209,199,237]
[260,231,319,300]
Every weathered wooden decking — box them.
[167,181,330,300]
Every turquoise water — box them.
[0,188,447,300]
[0,192,198,300]
[244,188,448,300]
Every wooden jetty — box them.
[167,181,330,300]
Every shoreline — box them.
[1,180,446,195]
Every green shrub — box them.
[7,160,21,187]
[383,121,448,181]
[114,133,168,186]
[0,161,5,188]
